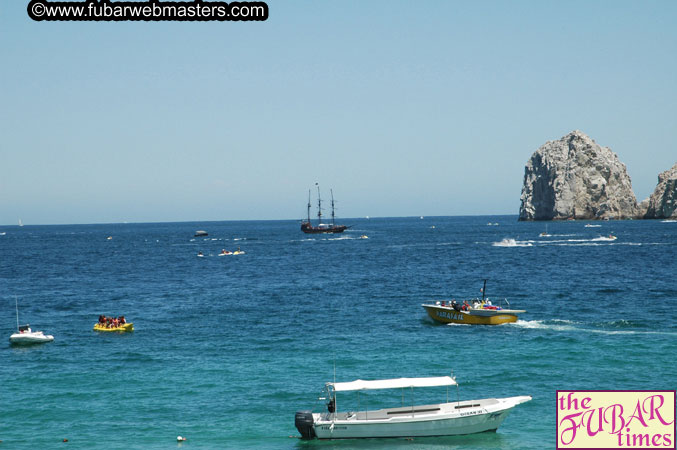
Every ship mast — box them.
[330,189,336,226]
[316,184,322,224]
[307,189,311,223]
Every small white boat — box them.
[10,325,54,345]
[9,298,53,345]
[295,375,531,440]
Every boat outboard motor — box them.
[295,410,316,439]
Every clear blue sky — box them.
[1,1,675,225]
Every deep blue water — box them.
[1,216,675,449]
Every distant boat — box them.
[194,230,208,237]
[18,219,23,227]
[301,186,349,234]
[539,224,551,237]
[93,323,134,332]
[9,298,54,345]
[94,315,133,332]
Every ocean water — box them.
[1,216,675,449]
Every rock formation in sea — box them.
[643,162,677,219]
[519,130,639,221]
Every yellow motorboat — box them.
[422,303,524,325]
[422,280,525,326]
[93,323,134,332]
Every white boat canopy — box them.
[329,376,456,392]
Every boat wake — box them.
[511,319,577,332]
[542,236,619,244]
[492,238,533,247]
[511,319,677,336]
[486,236,660,247]
[293,236,357,242]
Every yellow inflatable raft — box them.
[93,323,134,332]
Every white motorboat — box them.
[9,298,54,345]
[10,325,54,345]
[295,375,531,440]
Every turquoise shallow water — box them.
[1,216,676,449]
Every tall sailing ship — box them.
[301,186,349,234]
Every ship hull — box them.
[422,305,523,325]
[309,396,531,439]
[301,223,348,234]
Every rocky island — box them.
[643,163,677,219]
[519,130,676,221]
[519,130,638,220]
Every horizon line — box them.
[0,213,521,227]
